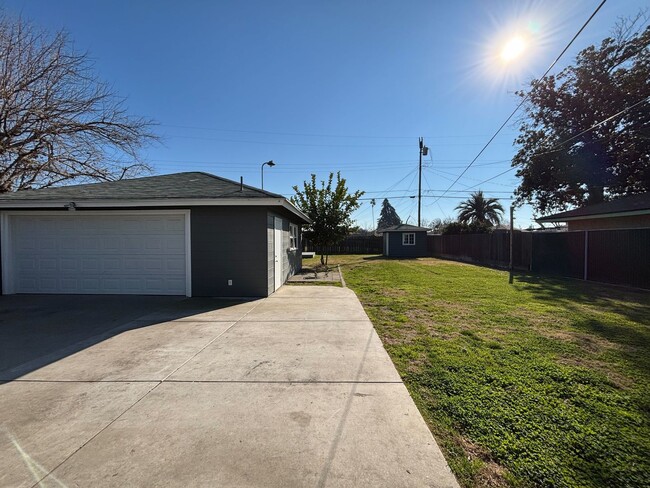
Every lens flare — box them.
[500,36,527,62]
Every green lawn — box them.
[327,255,650,488]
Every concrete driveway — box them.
[0,286,459,488]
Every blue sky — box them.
[3,0,647,228]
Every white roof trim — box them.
[0,197,311,223]
[537,208,650,222]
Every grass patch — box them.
[329,255,650,488]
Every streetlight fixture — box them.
[261,160,275,189]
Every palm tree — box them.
[455,191,504,226]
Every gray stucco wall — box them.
[385,231,428,258]
[191,207,268,297]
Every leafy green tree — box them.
[455,191,504,226]
[377,198,401,229]
[441,220,494,235]
[291,172,364,266]
[513,15,650,215]
[424,217,455,234]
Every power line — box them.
[464,167,518,191]
[532,95,650,156]
[462,94,650,192]
[352,166,419,221]
[160,123,517,140]
[356,194,515,201]
[150,158,418,167]
[161,134,414,147]
[361,188,513,194]
[163,133,514,148]
[432,167,514,187]
[431,0,608,204]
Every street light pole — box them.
[261,160,275,189]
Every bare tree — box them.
[0,13,157,193]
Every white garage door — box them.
[3,212,189,295]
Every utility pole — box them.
[509,205,514,284]
[418,137,428,227]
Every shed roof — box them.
[0,171,310,223]
[536,192,650,223]
[378,224,430,233]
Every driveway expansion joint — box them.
[27,297,267,488]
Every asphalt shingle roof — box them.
[0,172,282,201]
[378,224,430,233]
[536,192,650,222]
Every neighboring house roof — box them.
[536,192,650,223]
[0,171,311,223]
[378,224,430,233]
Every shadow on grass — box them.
[362,255,385,261]
[514,273,650,377]
[515,273,650,325]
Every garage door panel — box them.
[39,258,58,271]
[79,237,101,251]
[167,258,185,272]
[7,213,187,295]
[61,278,79,292]
[144,237,163,251]
[82,258,100,272]
[166,218,185,232]
[102,236,121,250]
[102,278,121,291]
[61,258,79,272]
[39,238,57,250]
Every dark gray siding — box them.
[386,231,428,257]
[267,213,275,295]
[191,207,268,297]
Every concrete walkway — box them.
[286,266,342,284]
[0,287,458,488]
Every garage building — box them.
[0,172,310,297]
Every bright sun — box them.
[500,35,527,62]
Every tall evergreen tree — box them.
[377,198,401,229]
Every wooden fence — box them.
[303,236,383,255]
[301,230,649,288]
[429,229,650,289]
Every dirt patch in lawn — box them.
[539,328,622,354]
[457,436,510,488]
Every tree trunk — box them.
[587,185,605,205]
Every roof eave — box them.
[0,197,312,223]
[536,208,650,223]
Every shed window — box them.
[289,224,299,250]
[402,233,415,245]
